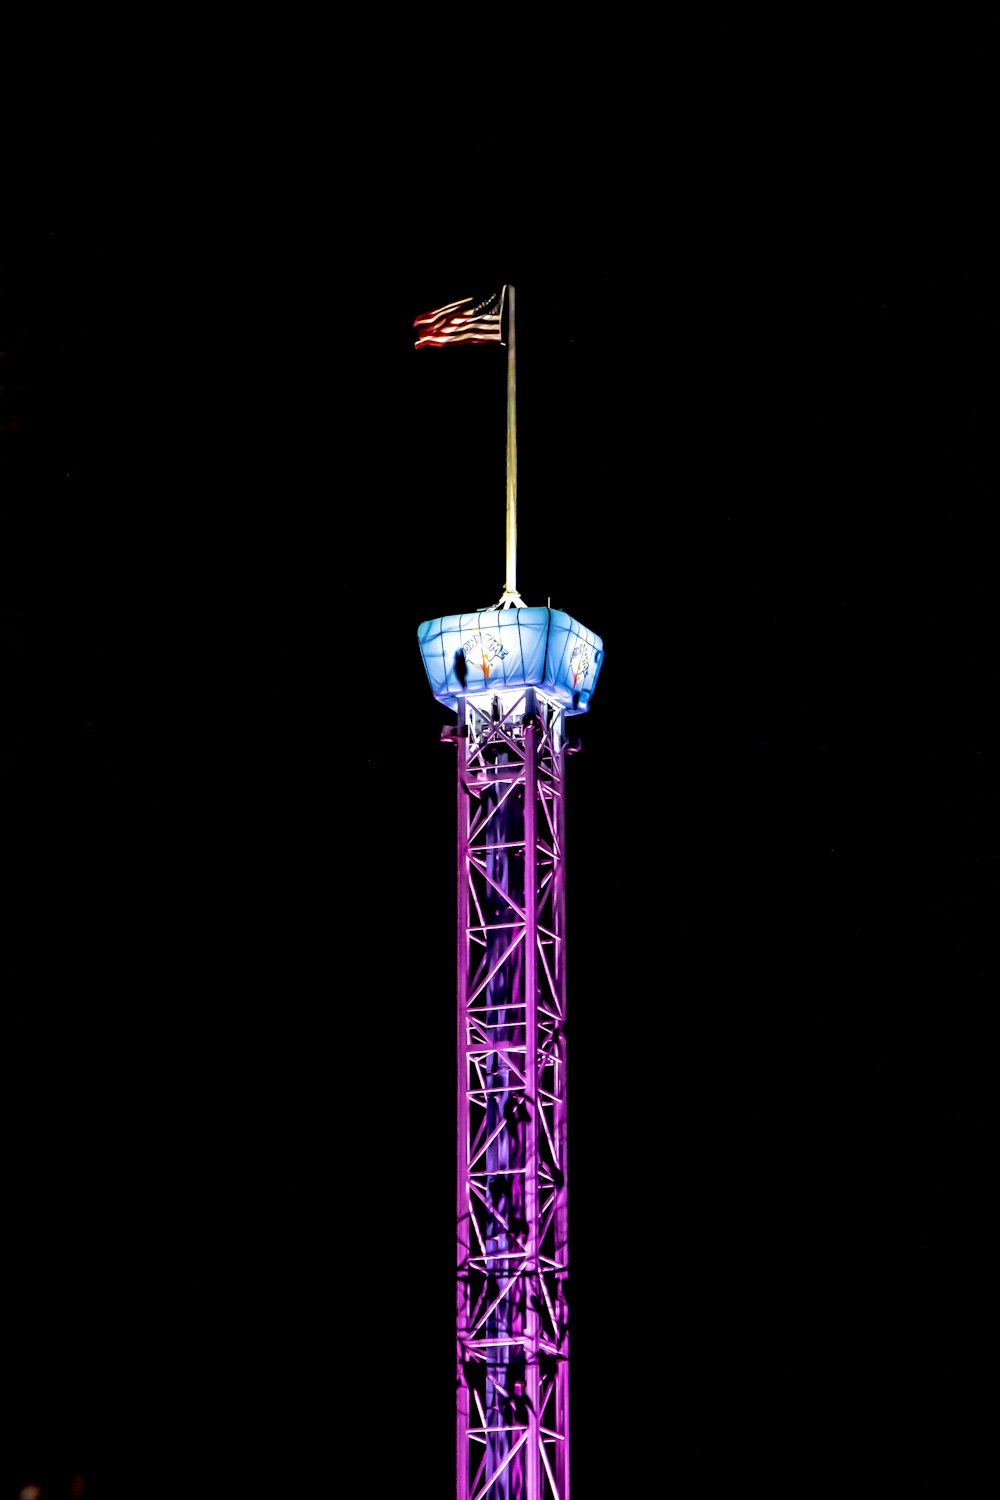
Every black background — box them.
[3,28,996,1497]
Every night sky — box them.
[3,38,996,1498]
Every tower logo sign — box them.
[569,643,590,689]
[462,632,509,681]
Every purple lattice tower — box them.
[418,609,603,1499]
[413,285,603,1496]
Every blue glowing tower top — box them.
[417,605,604,716]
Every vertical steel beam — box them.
[457,701,471,1500]
[553,725,571,1500]
[523,699,541,1500]
[454,692,572,1500]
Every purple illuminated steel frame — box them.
[444,685,571,1500]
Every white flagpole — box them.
[498,284,525,608]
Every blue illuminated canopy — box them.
[417,606,604,715]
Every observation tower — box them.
[414,286,604,1499]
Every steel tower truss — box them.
[445,686,571,1500]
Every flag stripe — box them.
[413,296,473,328]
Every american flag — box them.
[413,288,506,347]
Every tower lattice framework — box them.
[446,685,572,1500]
